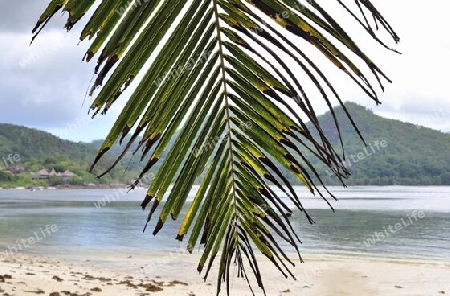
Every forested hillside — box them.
[1,102,449,187]
[304,102,450,185]
[0,124,140,186]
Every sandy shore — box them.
[1,253,449,296]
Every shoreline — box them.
[0,185,146,190]
[1,252,449,296]
[2,185,450,190]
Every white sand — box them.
[1,253,449,295]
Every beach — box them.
[1,187,450,295]
[1,253,449,296]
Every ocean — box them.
[1,186,449,262]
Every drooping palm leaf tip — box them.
[33,0,399,294]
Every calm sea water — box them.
[0,186,449,261]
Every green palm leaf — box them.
[33,0,399,294]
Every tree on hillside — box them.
[33,1,399,294]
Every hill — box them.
[1,102,449,187]
[304,102,450,185]
[0,124,140,187]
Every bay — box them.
[0,186,449,261]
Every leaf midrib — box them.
[212,0,238,223]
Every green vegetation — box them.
[2,103,449,189]
[32,0,401,294]
[0,123,142,187]
[306,102,450,185]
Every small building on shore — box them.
[31,168,75,182]
[7,164,26,174]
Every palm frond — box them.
[33,0,399,294]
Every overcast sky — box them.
[0,1,449,142]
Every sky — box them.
[0,0,449,142]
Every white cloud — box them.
[0,0,448,143]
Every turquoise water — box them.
[0,186,449,261]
